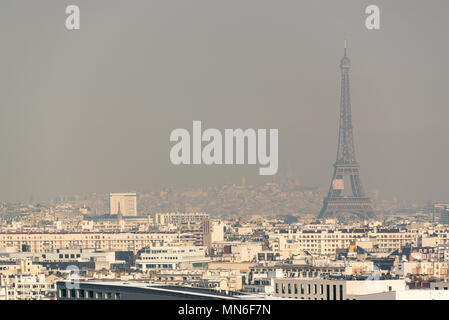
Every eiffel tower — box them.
[319,41,375,220]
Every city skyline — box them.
[1,1,448,204]
[2,0,449,303]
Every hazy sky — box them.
[0,0,448,202]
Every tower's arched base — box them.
[319,196,376,221]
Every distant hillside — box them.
[138,180,324,216]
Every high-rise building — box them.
[203,220,225,249]
[435,203,449,224]
[110,193,137,217]
[155,212,209,226]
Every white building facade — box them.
[110,193,137,217]
[136,246,210,271]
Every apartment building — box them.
[268,227,417,255]
[0,274,57,300]
[396,261,449,278]
[110,193,137,217]
[249,264,346,283]
[371,228,417,250]
[136,246,209,271]
[273,277,405,300]
[203,220,225,250]
[0,259,44,275]
[212,241,263,262]
[0,232,178,253]
[155,212,209,226]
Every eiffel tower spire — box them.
[319,41,375,221]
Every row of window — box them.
[59,288,121,300]
[57,254,81,259]
[275,282,344,300]
[141,256,179,260]
[137,263,174,269]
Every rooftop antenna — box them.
[344,39,347,57]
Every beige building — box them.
[0,274,57,300]
[0,259,44,276]
[155,212,209,226]
[110,193,137,217]
[0,232,178,253]
[268,228,417,255]
[203,220,224,249]
[273,278,406,300]
[136,246,209,271]
[396,261,449,278]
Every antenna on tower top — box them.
[344,39,347,56]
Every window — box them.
[60,289,67,298]
[88,291,94,298]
